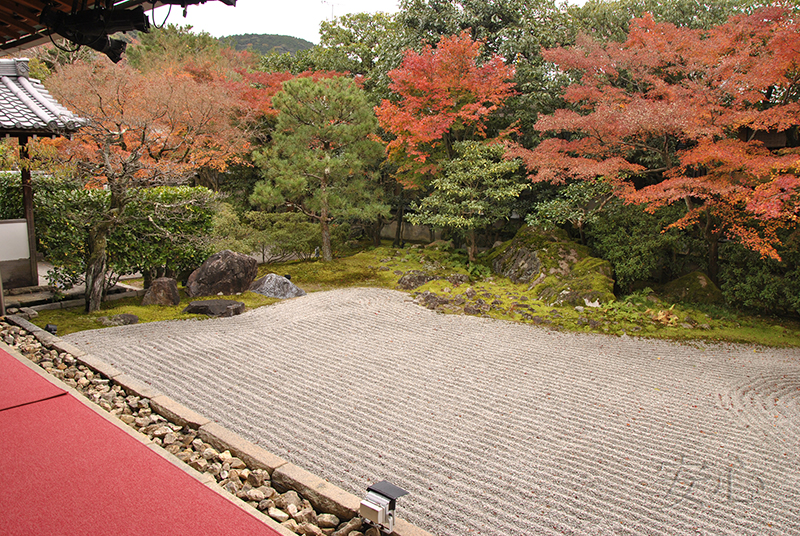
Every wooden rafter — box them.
[0,0,175,52]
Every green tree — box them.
[585,201,702,292]
[719,227,800,315]
[318,12,404,100]
[260,12,403,102]
[225,33,314,55]
[125,24,224,72]
[570,0,766,42]
[243,211,322,262]
[409,141,526,261]
[250,76,388,261]
[212,206,322,263]
[526,180,615,245]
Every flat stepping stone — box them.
[182,300,245,317]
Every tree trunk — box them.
[321,216,332,262]
[393,202,404,248]
[699,207,720,286]
[707,232,720,286]
[373,216,383,246]
[85,228,108,312]
[467,229,478,262]
[143,267,155,289]
[84,170,124,312]
[194,167,221,191]
[320,174,333,262]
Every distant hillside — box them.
[222,34,315,55]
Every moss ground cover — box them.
[27,242,800,346]
[31,291,279,336]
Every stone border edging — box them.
[6,289,147,312]
[5,315,432,536]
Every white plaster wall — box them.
[0,220,30,261]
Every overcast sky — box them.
[152,0,401,44]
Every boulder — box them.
[396,270,437,290]
[141,277,180,306]
[185,250,257,297]
[98,314,139,327]
[660,271,723,305]
[447,273,469,286]
[414,291,450,310]
[487,226,615,307]
[249,274,306,299]
[182,299,245,317]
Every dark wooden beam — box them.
[0,6,39,36]
[19,136,38,287]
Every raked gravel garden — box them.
[58,287,800,536]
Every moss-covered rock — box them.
[487,226,615,306]
[660,271,723,305]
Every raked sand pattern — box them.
[65,288,800,535]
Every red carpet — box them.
[0,347,282,536]
[0,346,65,411]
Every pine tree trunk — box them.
[320,174,333,262]
[85,228,108,313]
[321,217,332,262]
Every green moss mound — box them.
[486,226,615,306]
[659,271,723,305]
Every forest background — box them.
[0,0,799,317]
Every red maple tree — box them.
[44,60,249,311]
[376,30,516,188]
[508,7,800,279]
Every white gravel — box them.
[64,288,800,535]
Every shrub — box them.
[0,171,23,219]
[34,179,215,289]
[585,201,703,292]
[719,234,800,316]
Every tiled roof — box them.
[0,58,84,136]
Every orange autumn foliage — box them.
[45,60,249,190]
[509,6,800,260]
[376,31,516,188]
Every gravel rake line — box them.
[64,287,800,536]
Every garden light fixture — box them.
[359,480,409,534]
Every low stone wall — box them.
[2,315,432,536]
